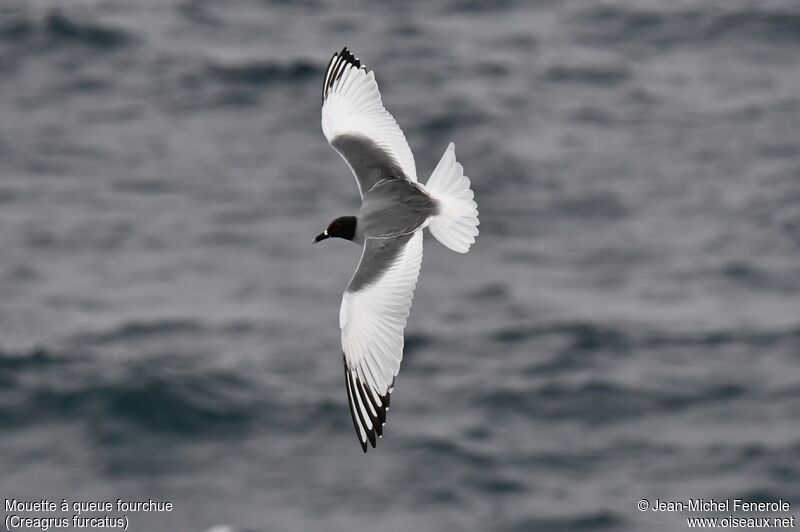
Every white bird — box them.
[314,47,479,452]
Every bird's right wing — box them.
[339,231,424,451]
[321,47,418,196]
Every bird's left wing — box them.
[339,230,423,451]
[321,47,418,196]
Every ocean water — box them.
[1,0,799,531]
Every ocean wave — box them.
[205,57,318,86]
[417,101,486,136]
[0,11,34,42]
[491,322,629,350]
[76,319,209,345]
[156,55,321,109]
[445,0,533,15]
[44,11,133,48]
[508,511,624,532]
[544,63,630,86]
[637,325,800,349]
[0,331,348,442]
[491,321,800,351]
[97,369,256,436]
[574,4,800,49]
[0,347,59,371]
[711,8,800,43]
[1,355,259,436]
[475,378,748,424]
[0,9,134,49]
[65,319,266,353]
[408,437,496,469]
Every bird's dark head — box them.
[314,216,357,243]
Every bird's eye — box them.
[333,222,342,230]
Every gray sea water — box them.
[2,1,800,531]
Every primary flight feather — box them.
[314,47,479,452]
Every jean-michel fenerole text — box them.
[651,498,790,513]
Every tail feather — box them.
[425,143,479,253]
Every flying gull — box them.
[314,47,479,452]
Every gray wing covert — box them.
[347,233,413,293]
[331,134,408,196]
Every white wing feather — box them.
[322,49,418,185]
[340,231,423,392]
[339,231,423,449]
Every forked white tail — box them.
[425,143,479,253]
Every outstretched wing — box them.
[321,47,418,196]
[339,231,424,451]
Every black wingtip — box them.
[338,47,361,69]
[322,47,364,104]
[342,354,393,453]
